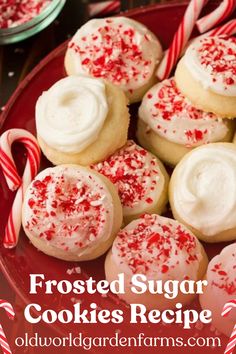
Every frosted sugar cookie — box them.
[36,76,129,165]
[138,78,233,166]
[92,141,169,224]
[175,36,236,118]
[169,143,236,242]
[22,165,123,261]
[200,244,236,336]
[105,214,208,310]
[65,17,162,103]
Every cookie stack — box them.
[138,36,236,165]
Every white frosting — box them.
[111,214,203,280]
[139,78,228,146]
[184,36,236,96]
[23,166,114,257]
[66,17,162,91]
[171,144,236,236]
[207,244,236,321]
[36,76,108,153]
[92,141,165,216]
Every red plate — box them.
[0,2,232,353]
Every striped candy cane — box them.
[197,0,236,33]
[222,299,236,354]
[156,0,208,81]
[88,1,120,18]
[0,129,41,249]
[207,18,236,36]
[0,300,15,354]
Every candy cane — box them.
[156,0,208,81]
[222,299,236,354]
[207,18,236,36]
[0,300,15,354]
[88,1,120,18]
[197,0,236,33]
[0,129,41,248]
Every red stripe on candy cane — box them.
[208,19,236,36]
[0,129,41,249]
[19,139,40,178]
[0,164,19,189]
[197,0,236,33]
[222,300,236,354]
[5,206,19,248]
[222,300,236,317]
[156,0,208,81]
[0,149,21,190]
[88,1,120,18]
[98,1,120,16]
[0,300,15,354]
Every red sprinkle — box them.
[161,265,169,274]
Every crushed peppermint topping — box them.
[68,18,156,87]
[140,78,227,147]
[0,0,52,29]
[91,141,160,210]
[196,36,236,89]
[66,267,81,275]
[152,79,216,121]
[113,214,200,277]
[25,167,110,251]
[210,249,236,295]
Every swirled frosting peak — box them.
[171,143,236,236]
[36,76,108,153]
